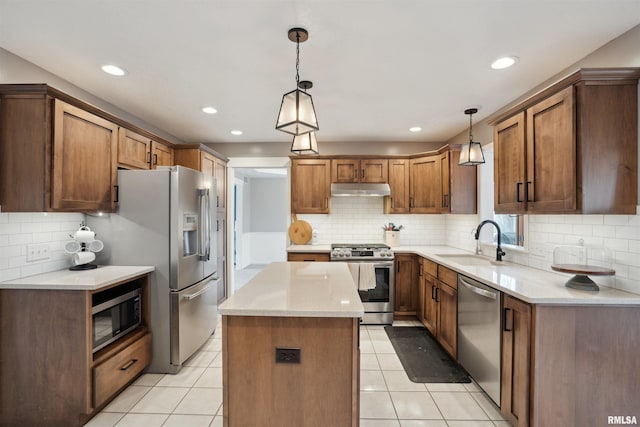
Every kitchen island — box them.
[219,262,364,427]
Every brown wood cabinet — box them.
[491,68,640,214]
[117,127,173,171]
[394,254,418,316]
[291,158,331,214]
[287,252,331,262]
[499,294,640,426]
[118,127,152,169]
[52,100,119,212]
[331,158,388,183]
[409,155,441,213]
[419,258,458,358]
[445,150,477,214]
[501,294,531,427]
[385,158,410,214]
[150,141,173,169]
[0,273,152,426]
[0,92,119,212]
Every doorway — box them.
[230,160,289,292]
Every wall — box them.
[0,212,84,281]
[249,178,287,232]
[297,197,447,246]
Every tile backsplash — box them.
[297,197,447,246]
[0,212,84,282]
[2,204,639,296]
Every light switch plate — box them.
[27,243,50,262]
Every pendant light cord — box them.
[295,31,300,87]
[468,112,474,142]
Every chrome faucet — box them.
[474,220,506,261]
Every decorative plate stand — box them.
[550,264,615,291]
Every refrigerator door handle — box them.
[198,188,211,261]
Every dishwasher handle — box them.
[459,277,497,300]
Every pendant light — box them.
[291,131,319,155]
[459,108,485,166]
[290,80,319,155]
[276,28,319,136]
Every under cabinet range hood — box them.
[330,183,391,197]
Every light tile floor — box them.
[87,319,510,427]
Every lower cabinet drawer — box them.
[93,332,152,408]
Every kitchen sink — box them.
[435,254,503,266]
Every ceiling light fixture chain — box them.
[468,109,474,142]
[295,30,300,87]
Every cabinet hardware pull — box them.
[442,194,449,208]
[516,182,523,202]
[409,197,413,208]
[217,195,220,208]
[435,286,440,303]
[325,198,328,209]
[153,153,158,165]
[120,359,138,371]
[361,169,364,180]
[216,219,219,232]
[114,185,119,203]
[431,284,436,300]
[146,152,152,164]
[503,307,512,332]
[419,264,423,276]
[526,181,532,202]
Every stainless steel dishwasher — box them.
[457,275,501,405]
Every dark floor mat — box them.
[384,326,470,383]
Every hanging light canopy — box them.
[459,108,486,166]
[291,131,319,155]
[276,28,319,136]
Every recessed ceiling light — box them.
[491,56,518,70]
[201,106,217,114]
[409,127,422,132]
[101,64,127,76]
[230,130,243,136]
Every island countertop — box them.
[219,261,364,317]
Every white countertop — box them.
[287,244,640,305]
[219,262,365,317]
[0,265,155,291]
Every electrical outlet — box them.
[275,347,301,364]
[27,243,50,262]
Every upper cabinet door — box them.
[52,100,118,212]
[409,155,441,213]
[360,159,388,183]
[385,158,410,213]
[214,158,227,209]
[526,86,576,212]
[150,141,174,169]
[200,151,216,177]
[331,159,359,183]
[118,128,151,170]
[494,112,526,214]
[291,158,331,213]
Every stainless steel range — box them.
[330,243,394,324]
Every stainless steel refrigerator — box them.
[88,166,218,373]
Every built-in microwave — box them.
[92,285,142,353]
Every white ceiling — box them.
[1,1,639,145]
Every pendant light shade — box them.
[291,132,319,155]
[276,28,319,136]
[459,108,486,166]
[276,87,318,136]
